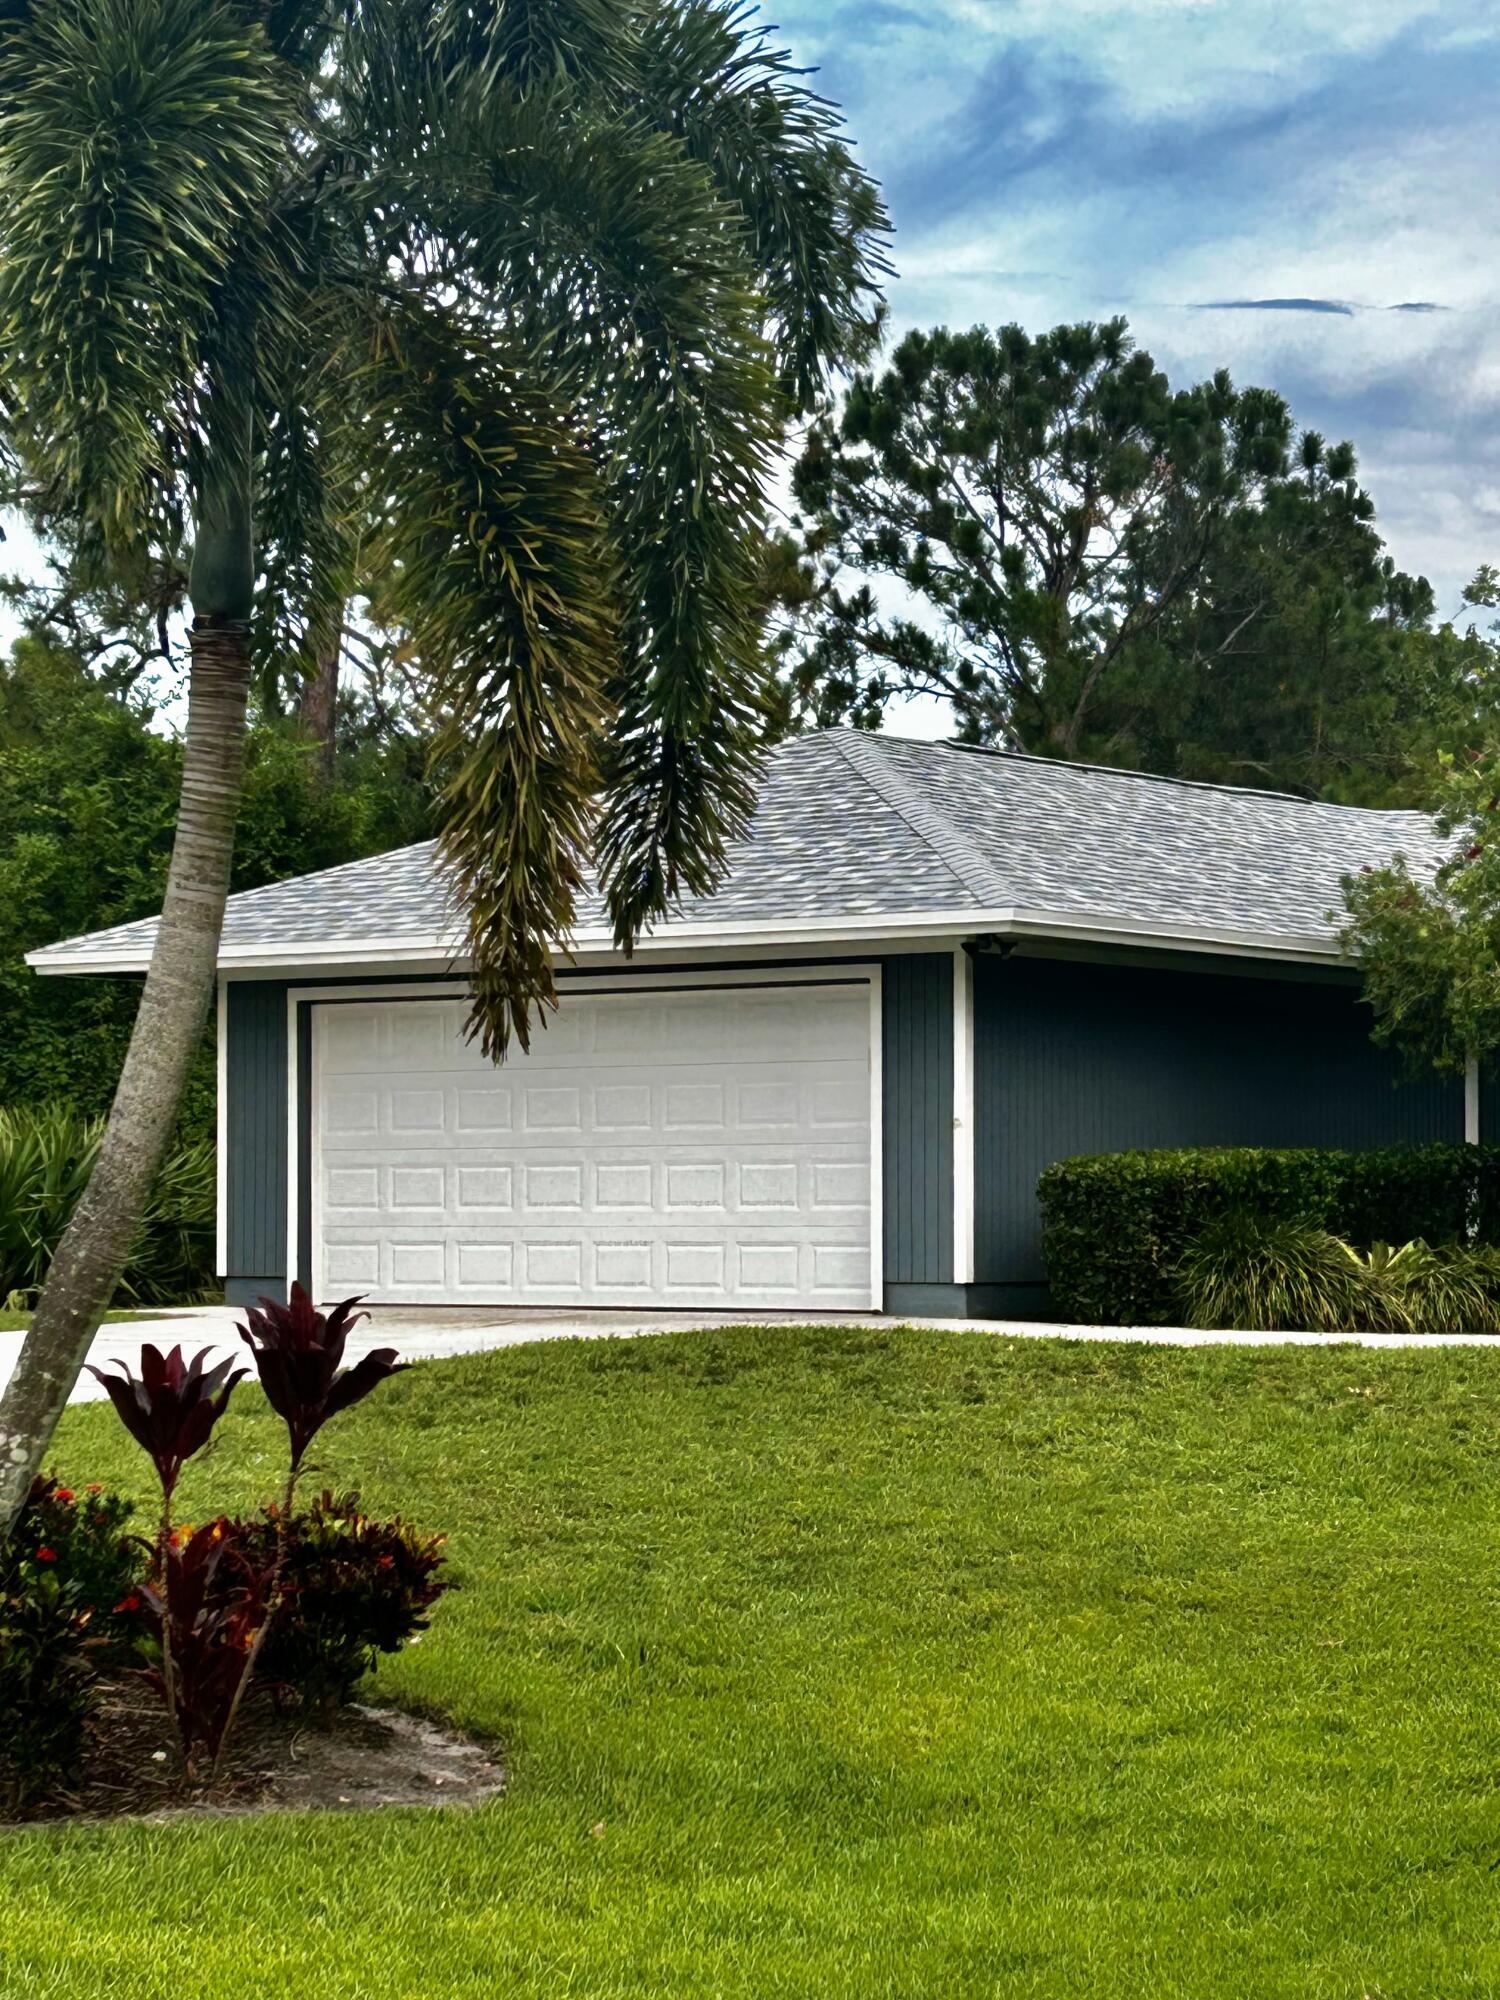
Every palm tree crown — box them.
[0,0,887,1050]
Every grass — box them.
[6,1324,1500,1997]
[0,1309,169,1333]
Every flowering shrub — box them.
[0,1475,145,1809]
[244,1491,449,1715]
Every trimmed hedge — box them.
[1037,1143,1500,1326]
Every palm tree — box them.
[0,0,886,1527]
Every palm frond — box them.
[365,69,781,944]
[253,326,361,710]
[0,0,299,532]
[356,302,617,1055]
[636,0,891,403]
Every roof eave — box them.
[26,904,1349,978]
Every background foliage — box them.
[1341,745,1500,1076]
[780,316,1500,803]
[0,635,434,1143]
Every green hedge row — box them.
[1037,1144,1500,1326]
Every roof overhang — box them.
[27,904,1350,979]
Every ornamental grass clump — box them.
[1175,1213,1385,1333]
[1175,1214,1500,1334]
[1358,1240,1500,1335]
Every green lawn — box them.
[0,1309,171,1333]
[5,1326,1500,1997]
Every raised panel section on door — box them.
[313,981,874,1309]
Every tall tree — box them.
[785,319,1472,796]
[0,0,885,1525]
[1340,734,1500,1083]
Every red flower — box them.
[53,1487,75,1504]
[377,1554,395,1570]
[113,1593,142,1615]
[86,1483,103,1495]
[35,1547,57,1563]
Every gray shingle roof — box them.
[29,727,1446,970]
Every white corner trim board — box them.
[215,978,228,1279]
[1467,1053,1481,1145]
[951,945,975,1285]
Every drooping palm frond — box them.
[0,0,298,533]
[2,0,887,1050]
[357,302,617,1054]
[635,0,891,403]
[253,334,360,710]
[373,64,780,946]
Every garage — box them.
[311,976,877,1309]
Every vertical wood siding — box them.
[881,954,954,1285]
[974,956,1466,1286]
[225,980,289,1284]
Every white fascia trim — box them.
[28,903,1349,977]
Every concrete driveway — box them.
[3,1301,1499,1407]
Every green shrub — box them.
[244,1491,449,1716]
[0,1476,145,1811]
[1038,1142,1500,1325]
[0,1104,216,1306]
[0,1568,95,1813]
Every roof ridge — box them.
[939,736,1433,821]
[824,730,1005,905]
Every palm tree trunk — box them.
[0,618,252,1531]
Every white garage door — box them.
[313,980,875,1309]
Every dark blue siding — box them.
[974,955,1466,1288]
[881,954,953,1285]
[224,980,289,1293]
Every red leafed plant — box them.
[138,1520,272,1781]
[85,1345,245,1502]
[238,1284,407,1493]
[86,1299,414,1792]
[85,1343,246,1775]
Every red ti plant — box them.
[210,1286,407,1779]
[85,1343,246,1775]
[138,1520,271,1782]
[238,1285,407,1507]
[86,1345,245,1505]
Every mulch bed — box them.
[5,1682,506,1827]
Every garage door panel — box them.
[315,985,873,1308]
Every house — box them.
[28,728,1468,1318]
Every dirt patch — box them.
[5,1684,506,1828]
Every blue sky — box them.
[4,3,1496,670]
[776,0,1500,616]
